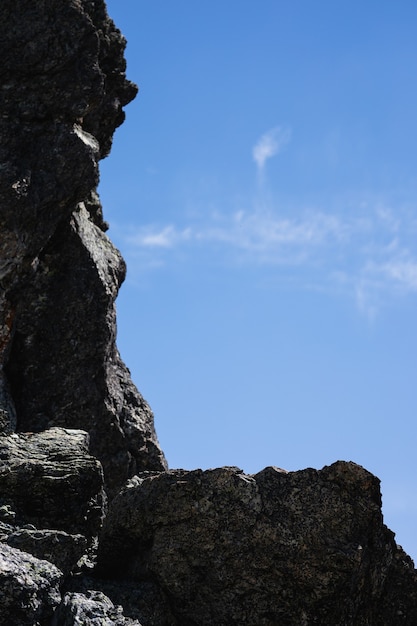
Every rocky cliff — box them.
[0,1,416,625]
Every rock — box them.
[6,202,167,497]
[0,428,104,576]
[52,591,143,626]
[0,0,167,496]
[0,428,104,538]
[63,576,177,626]
[97,463,417,625]
[0,542,62,626]
[6,530,87,577]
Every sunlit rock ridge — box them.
[0,1,416,624]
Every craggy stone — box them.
[0,0,167,496]
[0,428,104,538]
[6,203,166,496]
[97,463,417,625]
[63,575,177,626]
[52,590,143,626]
[0,542,62,626]
[6,529,87,577]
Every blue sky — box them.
[102,1,417,560]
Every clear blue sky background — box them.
[102,1,417,561]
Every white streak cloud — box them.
[120,200,417,315]
[253,126,291,172]
[128,225,192,248]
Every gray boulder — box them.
[0,428,103,574]
[52,591,142,626]
[0,542,62,626]
[6,530,87,577]
[62,576,177,626]
[0,428,104,537]
[97,463,417,625]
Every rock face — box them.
[97,464,417,625]
[51,591,142,626]
[1,0,417,625]
[0,428,103,576]
[0,0,167,496]
[0,543,62,626]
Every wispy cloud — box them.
[125,210,345,260]
[378,259,417,291]
[118,200,417,315]
[196,210,347,264]
[128,225,192,248]
[253,126,291,174]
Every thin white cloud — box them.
[196,210,347,262]
[380,260,417,291]
[364,258,417,294]
[120,200,417,314]
[253,126,291,173]
[127,210,346,261]
[127,225,192,248]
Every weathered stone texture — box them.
[6,203,165,496]
[51,591,143,626]
[62,576,177,626]
[0,543,62,626]
[0,0,167,496]
[5,529,87,577]
[0,429,104,537]
[97,463,417,625]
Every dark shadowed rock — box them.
[0,428,104,537]
[51,591,143,626]
[0,543,62,626]
[0,0,167,496]
[97,463,417,625]
[6,530,87,577]
[0,428,103,579]
[6,202,166,497]
[62,575,177,626]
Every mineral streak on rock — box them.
[0,0,167,496]
[1,1,417,625]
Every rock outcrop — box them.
[1,0,417,624]
[96,464,417,625]
[0,428,103,575]
[0,0,167,498]
[0,543,62,626]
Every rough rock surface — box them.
[97,464,417,625]
[0,0,167,497]
[5,529,87,577]
[0,428,103,579]
[51,591,142,626]
[0,543,63,626]
[1,0,417,625]
[0,429,104,537]
[62,576,176,626]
